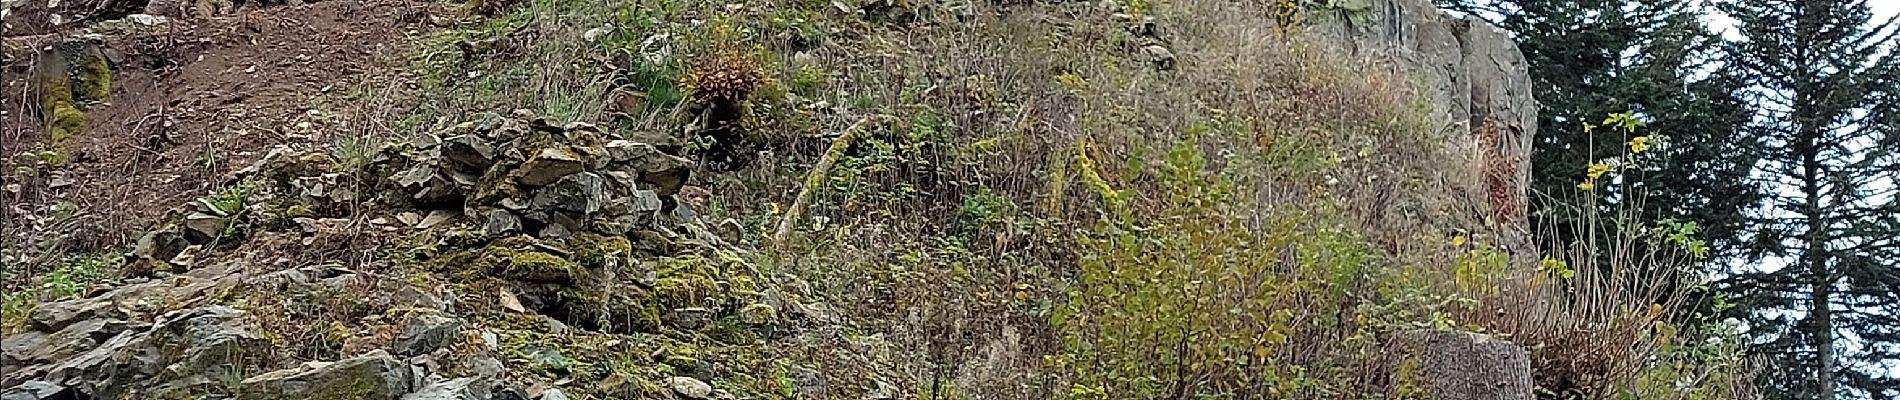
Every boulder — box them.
[1304,0,1537,247]
[441,135,498,172]
[667,377,711,399]
[2,318,143,369]
[515,148,585,187]
[391,310,463,357]
[10,306,266,399]
[238,350,415,400]
[662,307,714,331]
[530,172,604,214]
[181,212,229,244]
[485,210,522,238]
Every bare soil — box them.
[2,0,441,283]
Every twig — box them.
[772,116,889,248]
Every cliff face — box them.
[1311,0,1539,249]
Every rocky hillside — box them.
[2,0,1749,399]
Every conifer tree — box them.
[1717,1,1900,399]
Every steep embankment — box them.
[2,0,1742,399]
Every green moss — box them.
[560,287,662,334]
[657,255,721,278]
[506,251,579,281]
[73,47,112,104]
[737,303,777,325]
[571,233,633,268]
[654,274,719,309]
[706,318,761,345]
[433,236,579,282]
[42,100,84,165]
[470,159,523,204]
[661,345,702,372]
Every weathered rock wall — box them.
[1309,0,1538,242]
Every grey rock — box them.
[601,140,660,164]
[0,331,49,368]
[441,135,498,172]
[662,307,714,331]
[413,133,444,149]
[472,355,505,378]
[668,377,712,399]
[630,190,664,213]
[1384,330,1531,400]
[515,148,585,187]
[404,377,495,400]
[238,350,415,400]
[397,212,425,226]
[537,388,568,400]
[391,310,463,357]
[0,381,74,400]
[130,228,188,264]
[789,364,824,398]
[1140,44,1175,70]
[27,297,115,331]
[395,164,459,204]
[474,112,504,133]
[480,330,500,351]
[161,306,271,377]
[3,318,141,368]
[182,212,229,244]
[602,141,692,196]
[530,172,603,214]
[22,306,264,399]
[418,210,458,230]
[498,197,530,211]
[524,345,571,372]
[485,210,522,238]
[538,223,572,240]
[548,212,584,234]
[866,379,898,400]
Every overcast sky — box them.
[1706,0,1900,39]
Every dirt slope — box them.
[2,0,436,279]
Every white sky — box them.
[1706,0,1900,39]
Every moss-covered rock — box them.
[434,236,578,283]
[557,285,662,334]
[43,101,85,165]
[502,251,578,282]
[654,274,719,309]
[737,303,777,326]
[705,318,761,345]
[571,232,633,268]
[71,44,112,104]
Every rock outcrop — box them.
[1309,0,1537,241]
[2,112,784,400]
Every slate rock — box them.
[238,350,415,400]
[515,148,585,187]
[391,310,463,357]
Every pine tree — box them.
[1717,0,1900,399]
